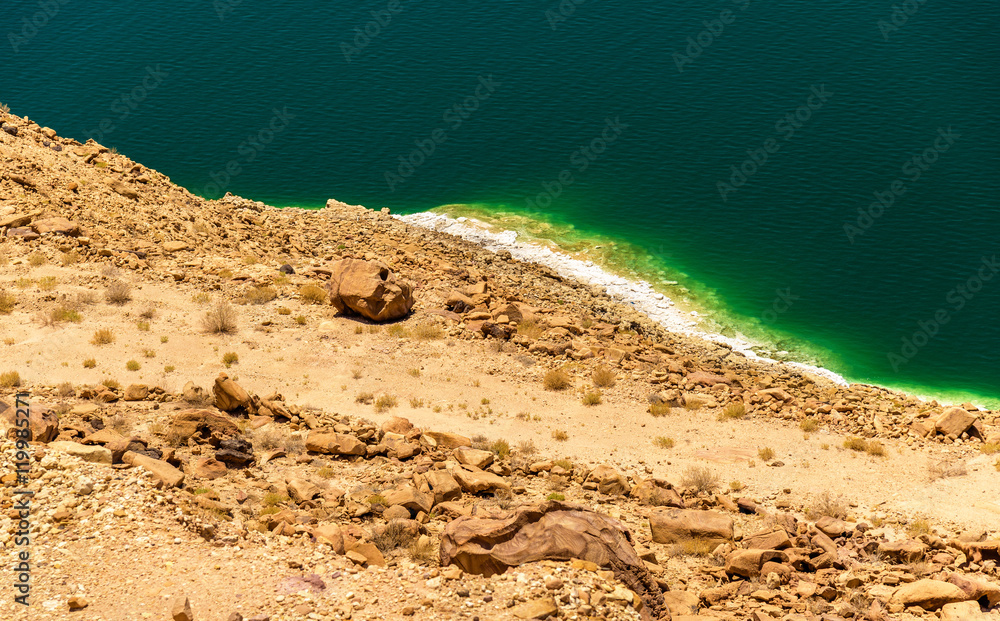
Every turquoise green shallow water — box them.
[5,0,999,406]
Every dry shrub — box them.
[653,436,674,449]
[105,280,132,305]
[683,397,704,411]
[865,440,886,457]
[0,289,15,314]
[57,382,75,397]
[490,439,511,459]
[374,394,397,413]
[413,322,443,340]
[543,369,571,391]
[800,418,819,432]
[202,301,238,334]
[681,466,719,493]
[581,392,602,406]
[0,371,21,388]
[108,413,131,434]
[516,439,537,456]
[408,536,438,564]
[299,284,327,305]
[928,458,966,481]
[372,520,415,553]
[355,392,374,405]
[61,250,81,266]
[515,318,543,339]
[718,403,746,420]
[649,402,671,417]
[91,328,115,345]
[240,286,277,305]
[809,491,847,520]
[551,430,569,441]
[758,447,775,461]
[592,365,616,388]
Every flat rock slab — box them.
[48,441,112,465]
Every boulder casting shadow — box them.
[440,500,671,620]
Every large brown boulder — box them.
[440,500,670,620]
[631,478,684,508]
[327,259,414,322]
[585,465,631,496]
[306,431,366,456]
[935,407,977,437]
[891,579,968,610]
[213,373,250,412]
[648,508,733,546]
[0,399,59,443]
[167,409,240,444]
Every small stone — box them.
[172,596,193,621]
[68,595,88,610]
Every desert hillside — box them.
[1,110,999,621]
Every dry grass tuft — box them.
[490,439,511,459]
[202,301,238,334]
[592,365,616,388]
[718,403,746,421]
[299,284,328,305]
[808,491,847,520]
[551,429,569,442]
[928,458,967,481]
[653,436,675,449]
[758,447,775,461]
[373,520,416,553]
[413,322,443,340]
[800,418,820,432]
[83,358,96,368]
[649,402,672,417]
[374,394,398,413]
[91,328,115,345]
[105,280,132,305]
[0,371,22,388]
[355,392,374,405]
[0,289,14,314]
[543,369,571,391]
[581,392,602,406]
[222,352,239,367]
[239,286,277,305]
[681,466,719,493]
[408,536,438,564]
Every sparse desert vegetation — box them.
[543,369,571,391]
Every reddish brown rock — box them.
[188,457,228,480]
[213,373,250,412]
[631,478,684,508]
[585,465,631,496]
[891,579,968,610]
[0,400,59,443]
[440,500,669,620]
[167,409,240,443]
[327,258,415,322]
[648,508,733,546]
[305,431,366,456]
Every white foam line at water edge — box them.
[395,211,849,387]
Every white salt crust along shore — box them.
[395,211,849,387]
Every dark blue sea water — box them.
[5,0,999,405]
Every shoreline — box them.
[396,209,852,387]
[396,208,1000,410]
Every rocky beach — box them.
[2,110,1000,621]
